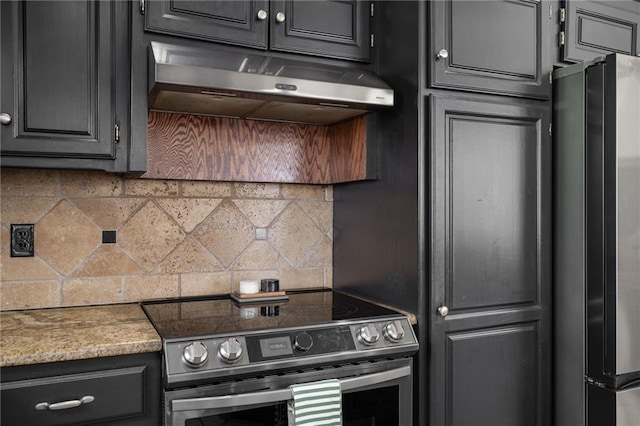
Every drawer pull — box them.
[35,395,95,411]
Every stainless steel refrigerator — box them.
[554,53,640,426]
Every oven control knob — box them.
[293,332,314,352]
[357,323,380,346]
[183,341,209,367]
[218,338,243,363]
[383,320,406,343]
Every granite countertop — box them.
[0,304,161,367]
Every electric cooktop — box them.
[142,289,401,339]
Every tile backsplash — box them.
[0,169,332,310]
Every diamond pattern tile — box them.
[156,238,225,273]
[71,198,146,229]
[233,199,290,227]
[298,200,333,233]
[268,204,323,266]
[231,241,289,270]
[193,200,254,267]
[72,246,142,277]
[1,251,58,281]
[38,201,101,274]
[157,198,222,232]
[119,201,186,271]
[299,236,332,268]
[1,197,59,224]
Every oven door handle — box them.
[171,365,411,412]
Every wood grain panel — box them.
[144,112,369,184]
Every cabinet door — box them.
[0,1,122,163]
[428,95,551,426]
[144,0,269,49]
[430,0,550,99]
[1,353,161,426]
[561,0,640,63]
[1,367,147,426]
[270,0,370,61]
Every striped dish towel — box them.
[288,379,343,426]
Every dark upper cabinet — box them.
[269,0,370,61]
[0,1,130,171]
[430,0,551,99]
[560,0,640,63]
[145,0,269,49]
[429,94,551,425]
[143,0,370,62]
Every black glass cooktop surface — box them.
[142,290,401,339]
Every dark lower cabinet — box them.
[428,95,551,426]
[561,0,640,63]
[430,0,551,99]
[144,0,370,62]
[0,0,130,171]
[0,353,161,426]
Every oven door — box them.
[166,358,413,426]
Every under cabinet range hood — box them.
[148,42,394,125]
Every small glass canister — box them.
[260,278,279,293]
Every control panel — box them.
[165,318,417,380]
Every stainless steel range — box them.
[142,289,418,426]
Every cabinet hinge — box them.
[559,7,566,23]
[370,34,374,48]
[559,31,565,47]
[549,71,553,84]
[586,377,606,388]
[370,3,374,17]
[140,0,145,15]
[114,123,120,143]
[549,5,553,20]
[549,123,552,137]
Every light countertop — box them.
[0,304,161,367]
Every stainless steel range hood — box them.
[148,42,394,125]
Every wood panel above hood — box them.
[142,112,374,184]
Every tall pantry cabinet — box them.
[333,1,552,424]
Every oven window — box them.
[344,387,400,425]
[185,404,288,426]
[185,386,399,426]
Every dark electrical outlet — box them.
[11,224,34,257]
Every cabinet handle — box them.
[436,49,448,60]
[257,9,267,20]
[0,112,11,125]
[35,395,95,411]
[275,12,286,23]
[437,306,449,317]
